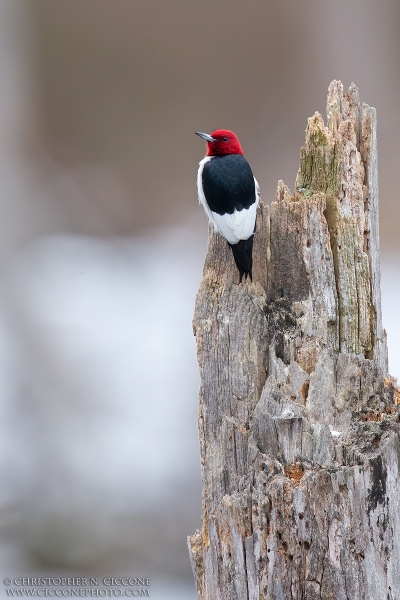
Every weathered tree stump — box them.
[188,81,400,600]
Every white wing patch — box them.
[197,156,259,245]
[211,202,257,244]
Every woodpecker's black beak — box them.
[195,131,216,143]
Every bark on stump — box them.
[188,81,400,600]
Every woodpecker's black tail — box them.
[228,235,254,283]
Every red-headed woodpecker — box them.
[195,129,259,282]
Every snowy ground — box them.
[0,224,205,594]
[381,257,400,381]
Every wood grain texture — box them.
[189,82,399,600]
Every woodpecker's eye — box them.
[222,137,228,142]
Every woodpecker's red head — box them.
[195,129,244,156]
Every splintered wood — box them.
[189,82,400,599]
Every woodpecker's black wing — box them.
[201,154,256,215]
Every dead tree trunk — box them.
[188,81,400,600]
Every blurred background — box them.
[0,0,399,597]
